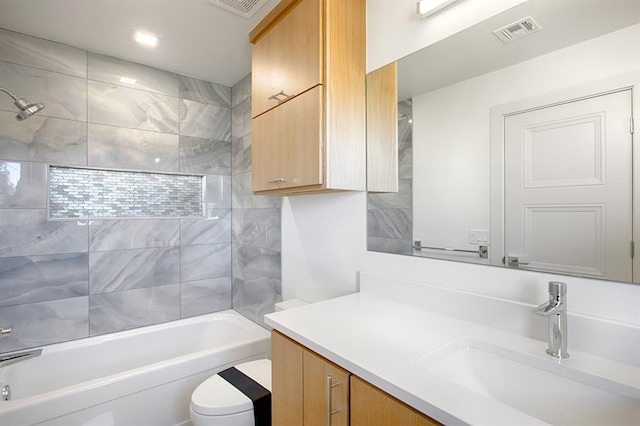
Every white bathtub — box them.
[0,310,271,426]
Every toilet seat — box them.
[191,359,272,417]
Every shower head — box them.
[0,86,45,121]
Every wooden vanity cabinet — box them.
[271,330,441,425]
[351,376,442,426]
[272,331,349,425]
[249,0,366,195]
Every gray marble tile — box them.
[0,209,88,257]
[232,209,281,251]
[179,76,230,107]
[0,111,87,165]
[232,244,281,284]
[399,137,413,180]
[88,52,179,96]
[367,208,412,240]
[367,178,412,210]
[0,28,87,77]
[205,174,232,210]
[179,135,231,175]
[231,97,251,139]
[181,277,232,318]
[180,99,231,141]
[180,243,231,282]
[367,237,414,255]
[89,284,180,336]
[232,134,251,175]
[89,219,180,251]
[0,60,87,121]
[181,210,231,245]
[232,171,282,209]
[0,253,89,307]
[232,276,281,328]
[88,80,179,134]
[89,247,180,294]
[88,123,179,171]
[231,73,251,108]
[398,99,412,120]
[0,296,88,352]
[0,161,47,208]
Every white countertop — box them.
[264,291,640,426]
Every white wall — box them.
[412,23,640,259]
[282,0,640,359]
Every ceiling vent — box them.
[493,17,542,43]
[208,0,269,19]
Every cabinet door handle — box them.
[267,178,286,183]
[326,375,340,426]
[268,90,289,101]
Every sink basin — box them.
[417,338,640,425]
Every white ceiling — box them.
[0,0,281,87]
[397,0,640,100]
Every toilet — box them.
[189,359,272,426]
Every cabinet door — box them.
[252,85,324,192]
[251,0,323,118]
[304,350,350,426]
[351,376,442,426]
[272,331,304,425]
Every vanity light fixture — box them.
[416,0,457,18]
[119,76,137,85]
[130,29,160,48]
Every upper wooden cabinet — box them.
[366,62,399,193]
[251,0,322,118]
[249,0,366,195]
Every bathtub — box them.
[0,310,271,426]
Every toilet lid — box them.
[191,374,253,416]
[191,359,272,417]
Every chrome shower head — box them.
[0,86,45,121]
[13,97,45,121]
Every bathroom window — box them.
[49,166,204,219]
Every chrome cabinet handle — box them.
[268,90,289,101]
[326,375,340,426]
[267,178,285,183]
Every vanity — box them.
[265,273,640,425]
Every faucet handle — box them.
[548,281,566,298]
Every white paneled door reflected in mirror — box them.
[366,0,640,283]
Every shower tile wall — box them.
[0,28,247,351]
[367,99,413,255]
[231,74,282,327]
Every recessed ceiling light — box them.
[130,29,160,48]
[119,76,137,85]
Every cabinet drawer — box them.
[351,376,442,426]
[252,85,324,192]
[251,0,323,118]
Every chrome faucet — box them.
[533,281,569,359]
[0,326,43,368]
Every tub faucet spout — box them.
[533,281,569,359]
[0,326,11,337]
[0,348,42,368]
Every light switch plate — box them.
[469,229,490,245]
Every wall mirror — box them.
[366,0,640,284]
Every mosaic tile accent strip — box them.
[49,166,203,218]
